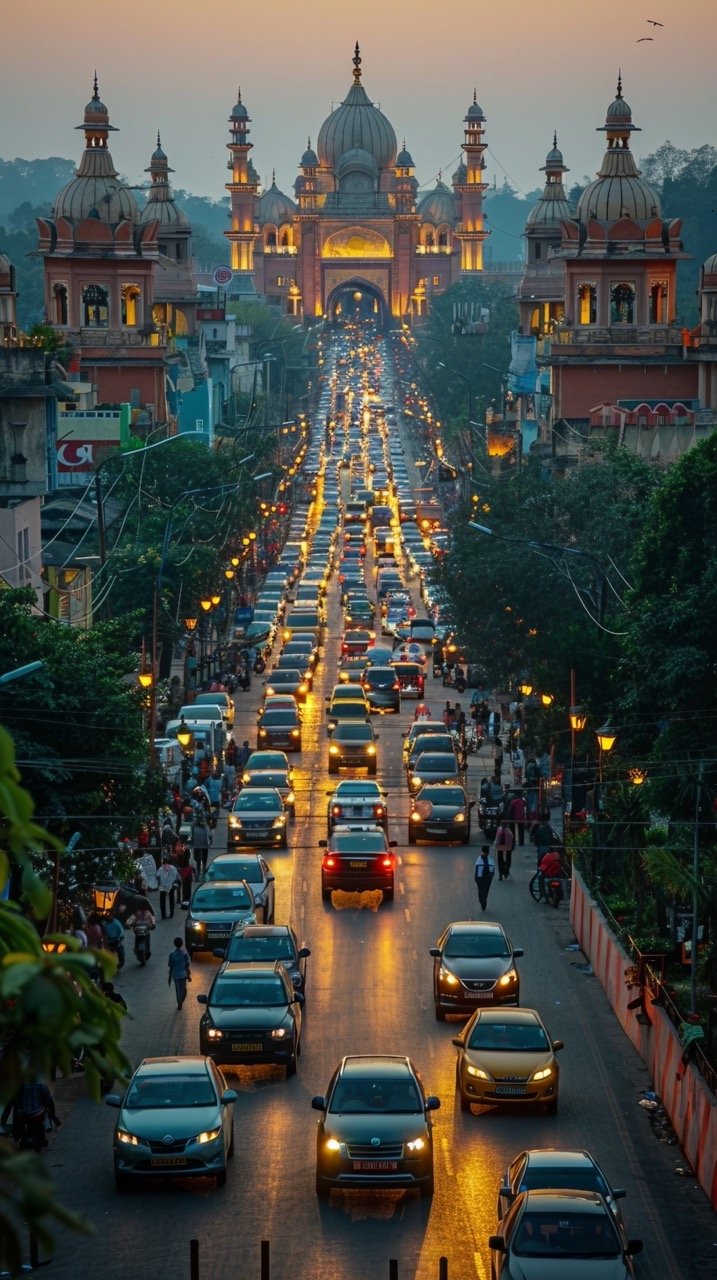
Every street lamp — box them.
[569,706,587,732]
[92,880,120,916]
[176,716,193,751]
[224,568,236,581]
[540,693,554,707]
[200,597,212,612]
[596,722,617,784]
[184,616,198,632]
[211,594,221,607]
[518,681,533,697]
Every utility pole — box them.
[690,759,705,1015]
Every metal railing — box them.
[187,1241,454,1280]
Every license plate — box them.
[495,1085,526,1096]
[425,825,446,834]
[352,1160,398,1171]
[466,991,489,999]
[150,1157,188,1167]
[232,1042,263,1052]
[207,931,227,939]
[349,861,368,869]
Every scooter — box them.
[546,876,564,909]
[133,922,152,966]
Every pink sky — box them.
[2,0,716,206]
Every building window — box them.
[610,281,636,324]
[266,230,277,248]
[432,276,440,286]
[425,231,434,248]
[649,279,668,325]
[577,282,597,325]
[281,230,290,248]
[81,283,109,327]
[438,231,447,248]
[121,283,141,326]
[534,243,542,260]
[53,282,68,326]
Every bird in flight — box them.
[637,36,653,41]
[647,19,664,25]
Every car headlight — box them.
[406,1137,425,1152]
[116,1128,141,1146]
[206,1027,223,1040]
[196,1126,222,1145]
[229,816,241,827]
[286,791,295,805]
[291,728,301,738]
[497,969,518,987]
[270,1027,288,1039]
[242,772,250,783]
[411,776,422,789]
[325,1138,345,1153]
[409,809,422,822]
[454,812,465,823]
[189,921,205,931]
[530,1065,554,1082]
[259,728,268,737]
[299,684,308,695]
[329,744,339,755]
[466,1064,491,1080]
[272,815,287,827]
[266,686,276,696]
[366,744,376,755]
[439,966,459,986]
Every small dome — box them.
[544,143,564,168]
[526,194,572,228]
[452,160,467,185]
[577,173,660,222]
[140,197,189,229]
[703,253,717,275]
[231,89,248,120]
[301,138,318,167]
[418,180,457,226]
[55,175,139,224]
[152,140,168,164]
[465,91,485,121]
[606,93,632,121]
[258,180,296,225]
[396,145,414,167]
[336,146,379,179]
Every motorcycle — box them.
[442,665,467,693]
[132,921,153,966]
[546,876,564,909]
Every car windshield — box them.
[333,834,386,853]
[523,1169,608,1196]
[244,774,286,789]
[211,978,288,1008]
[422,788,464,806]
[367,670,396,687]
[228,935,295,961]
[467,1022,549,1052]
[207,860,263,883]
[416,755,458,771]
[125,1074,216,1109]
[512,1210,620,1259]
[335,725,373,741]
[269,672,301,683]
[336,783,379,798]
[331,703,368,718]
[444,932,510,959]
[413,738,453,756]
[330,1080,422,1114]
[261,711,298,725]
[234,793,282,812]
[192,886,251,910]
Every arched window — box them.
[266,230,277,249]
[425,231,435,248]
[610,281,636,325]
[281,230,290,248]
[649,279,667,325]
[53,282,68,326]
[437,230,448,248]
[82,283,109,328]
[577,282,597,325]
[121,283,141,327]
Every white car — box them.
[325,779,389,835]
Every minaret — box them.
[296,138,319,212]
[454,90,489,272]
[225,87,259,275]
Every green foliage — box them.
[0,725,129,1272]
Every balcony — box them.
[552,324,684,351]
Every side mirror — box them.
[389,840,397,848]
[488,1236,506,1253]
[425,1095,440,1111]
[451,1036,463,1048]
[266,873,275,883]
[293,992,305,1005]
[222,1089,238,1104]
[311,1095,326,1111]
[196,993,208,1005]
[318,839,327,848]
[429,947,441,958]
[298,947,311,958]
[374,735,380,741]
[612,1188,626,1200]
[513,948,524,958]
[627,1241,643,1257]
[552,1039,564,1052]
[104,1094,122,1108]
[213,948,227,959]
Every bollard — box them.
[190,1239,199,1280]
[438,1258,448,1280]
[389,1261,398,1280]
[260,1239,270,1280]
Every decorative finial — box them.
[438,169,442,183]
[237,85,242,103]
[307,136,311,149]
[92,71,99,100]
[616,69,623,98]
[272,167,276,185]
[473,88,477,104]
[353,41,362,82]
[402,137,406,150]
[157,130,161,148]
[553,130,557,150]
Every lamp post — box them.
[595,722,617,784]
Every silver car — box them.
[106,1055,236,1189]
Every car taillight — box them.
[392,682,400,691]
[341,643,348,654]
[323,856,336,869]
[373,805,384,817]
[331,805,342,816]
[418,677,425,691]
[381,856,393,868]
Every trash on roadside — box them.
[638,1098,659,1111]
[574,963,593,975]
[564,942,581,951]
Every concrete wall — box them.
[571,871,717,1208]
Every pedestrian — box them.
[508,791,528,846]
[178,850,194,907]
[474,846,496,912]
[168,937,192,1010]
[533,815,555,868]
[136,849,159,892]
[85,912,104,949]
[494,820,514,881]
[237,739,252,772]
[157,855,180,920]
[525,755,540,819]
[101,980,128,1012]
[161,815,178,858]
[102,912,125,970]
[192,811,211,878]
[492,737,504,783]
[511,744,525,787]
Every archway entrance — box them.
[325,278,389,329]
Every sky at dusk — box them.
[2,0,716,209]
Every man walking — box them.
[191,811,211,879]
[157,856,180,920]
[237,740,252,773]
[474,846,496,912]
[167,937,192,1011]
[494,819,514,881]
[508,791,528,847]
[533,815,555,868]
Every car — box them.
[240,769,295,817]
[337,655,369,683]
[241,750,293,784]
[226,789,288,854]
[281,638,319,669]
[259,694,301,723]
[430,921,523,1019]
[197,961,303,1075]
[360,666,401,712]
[216,924,310,995]
[264,668,310,703]
[205,852,276,922]
[272,653,314,691]
[328,722,379,774]
[312,1055,440,1199]
[391,661,425,698]
[185,879,257,954]
[341,629,374,657]
[405,733,456,773]
[363,645,395,668]
[409,783,474,844]
[194,692,235,729]
[326,698,371,735]
[106,1055,237,1189]
[402,720,447,760]
[257,707,302,752]
[326,779,389,835]
[407,751,462,793]
[496,1149,627,1225]
[452,1007,563,1114]
[489,1189,642,1279]
[326,682,368,707]
[319,823,396,900]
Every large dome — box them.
[54,172,139,224]
[576,80,660,224]
[317,45,397,172]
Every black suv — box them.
[361,666,401,713]
[319,824,397,900]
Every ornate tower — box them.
[225,88,259,275]
[518,134,572,337]
[454,91,489,272]
[141,134,196,334]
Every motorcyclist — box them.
[2,1081,60,1151]
[413,702,432,721]
[102,912,125,971]
[538,848,565,901]
[126,904,156,962]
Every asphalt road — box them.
[44,356,716,1280]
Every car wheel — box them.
[407,828,417,845]
[280,836,288,850]
[321,884,331,901]
[114,1169,131,1192]
[315,1171,330,1200]
[463,826,471,845]
[545,1096,558,1115]
[286,1054,297,1078]
[435,1004,446,1022]
[459,1090,472,1113]
[420,1172,435,1198]
[228,1124,235,1158]
[216,1166,227,1187]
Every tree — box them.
[0,725,128,1274]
